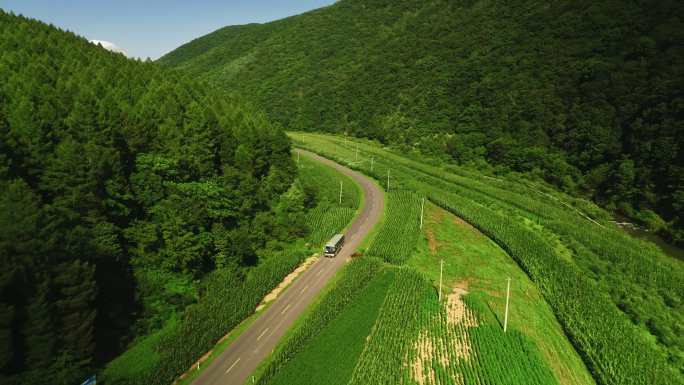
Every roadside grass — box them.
[265,268,395,385]
[102,316,178,383]
[406,202,595,385]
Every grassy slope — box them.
[103,317,178,382]
[408,202,594,385]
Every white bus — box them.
[324,234,345,257]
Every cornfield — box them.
[366,191,422,264]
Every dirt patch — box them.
[450,215,481,238]
[411,331,438,385]
[256,255,318,311]
[446,283,478,363]
[446,281,476,327]
[426,229,439,254]
[409,282,477,385]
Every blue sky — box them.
[1,0,337,59]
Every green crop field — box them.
[266,267,395,385]
[278,132,684,385]
[365,191,421,264]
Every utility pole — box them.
[387,169,390,191]
[370,156,374,172]
[339,181,343,205]
[439,259,444,301]
[504,277,511,333]
[420,197,425,230]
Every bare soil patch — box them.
[450,215,481,238]
[411,331,438,385]
[446,283,475,328]
[426,228,439,254]
[409,281,477,385]
[446,284,478,363]
[256,254,318,311]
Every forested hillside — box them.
[0,11,301,384]
[160,0,684,244]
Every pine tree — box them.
[181,101,216,179]
[0,300,14,374]
[21,280,56,385]
[52,260,96,370]
[23,280,55,369]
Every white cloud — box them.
[89,39,127,56]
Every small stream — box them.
[617,222,684,261]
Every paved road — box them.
[191,149,384,385]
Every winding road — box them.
[191,149,384,385]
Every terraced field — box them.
[269,132,684,385]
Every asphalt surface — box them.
[190,148,385,385]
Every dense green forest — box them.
[160,0,684,244]
[0,11,308,384]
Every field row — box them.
[365,191,422,264]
